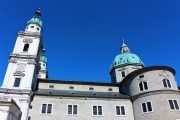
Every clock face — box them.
[17,63,26,72]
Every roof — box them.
[27,10,42,27]
[110,53,144,72]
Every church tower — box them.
[110,40,144,83]
[0,10,47,120]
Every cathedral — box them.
[0,10,180,120]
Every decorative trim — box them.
[8,58,17,63]
[10,53,37,59]
[17,31,41,37]
[13,71,25,77]
[27,59,36,65]
[23,38,33,44]
[132,89,180,101]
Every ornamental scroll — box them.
[23,38,33,44]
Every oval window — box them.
[108,88,113,91]
[69,86,74,90]
[89,87,94,90]
[49,85,54,88]
[139,75,144,79]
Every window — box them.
[68,105,78,115]
[138,75,144,79]
[14,78,21,87]
[41,104,52,114]
[163,79,171,88]
[93,106,103,116]
[23,44,29,52]
[121,71,126,78]
[116,106,126,116]
[30,26,34,28]
[69,86,74,90]
[28,116,31,120]
[108,88,113,92]
[49,85,54,89]
[168,100,179,110]
[141,102,152,113]
[139,81,148,91]
[89,87,94,91]
[37,27,39,31]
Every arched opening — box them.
[23,44,29,52]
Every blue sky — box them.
[0,0,180,85]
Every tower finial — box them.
[122,37,125,44]
[122,37,127,47]
[35,8,41,17]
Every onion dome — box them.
[40,49,47,63]
[110,41,144,71]
[27,9,42,27]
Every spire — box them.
[34,8,41,18]
[120,38,131,54]
[27,9,43,28]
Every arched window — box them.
[162,78,171,88]
[23,44,29,52]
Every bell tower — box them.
[1,9,44,90]
[0,9,46,120]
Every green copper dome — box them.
[110,42,144,71]
[27,10,42,27]
[40,49,47,63]
[40,55,47,63]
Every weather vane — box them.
[122,37,125,44]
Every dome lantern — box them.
[110,40,144,72]
[27,9,43,28]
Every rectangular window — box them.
[139,81,148,91]
[93,106,103,116]
[68,105,78,115]
[28,116,31,120]
[163,79,171,88]
[168,100,179,110]
[116,106,126,116]
[141,102,152,113]
[41,104,52,114]
[47,104,52,114]
[121,71,126,78]
[14,78,21,87]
